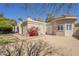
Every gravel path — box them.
[39,35,79,55]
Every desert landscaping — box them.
[15,34,79,56]
[0,3,79,56]
[0,34,79,56]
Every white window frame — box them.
[66,24,72,30]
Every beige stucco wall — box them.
[47,18,76,36]
[18,17,76,36]
[56,23,74,36]
[39,23,46,35]
[18,21,22,35]
[65,23,74,36]
[22,26,27,36]
[56,31,65,36]
[18,18,46,36]
[46,23,53,35]
[26,18,46,35]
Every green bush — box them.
[0,17,16,33]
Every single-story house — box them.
[17,14,77,36]
[46,14,77,36]
[17,17,46,36]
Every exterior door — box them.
[65,24,73,36]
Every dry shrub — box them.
[0,42,24,56]
[0,39,64,56]
[23,40,64,56]
[25,40,50,56]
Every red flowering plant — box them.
[27,26,39,36]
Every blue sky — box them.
[0,3,79,22]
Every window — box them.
[69,24,72,30]
[58,25,64,31]
[66,24,72,30]
[66,25,69,30]
[61,25,63,30]
[58,25,60,30]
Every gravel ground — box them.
[13,34,79,56]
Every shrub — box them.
[0,40,64,56]
[27,27,38,36]
[0,17,17,34]
[25,40,53,56]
